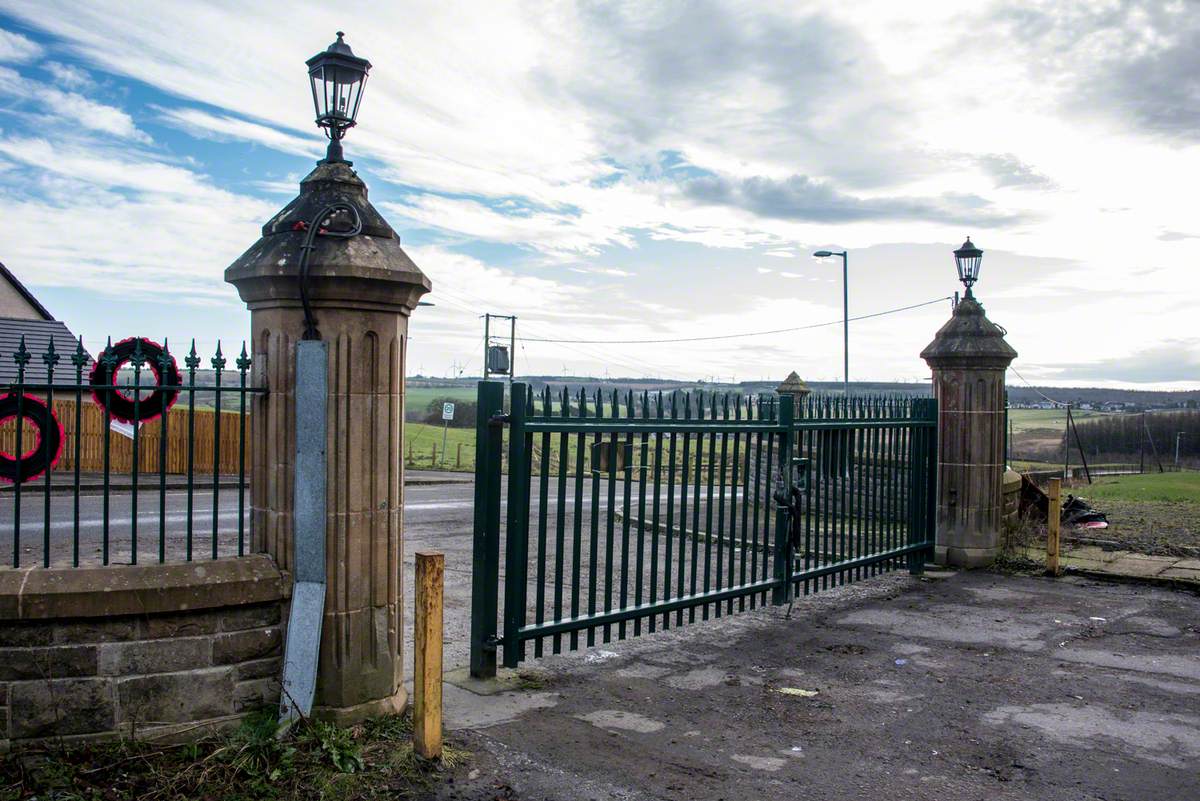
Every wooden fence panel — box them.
[1,396,250,476]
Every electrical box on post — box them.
[487,345,511,375]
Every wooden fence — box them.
[1,396,249,476]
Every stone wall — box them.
[0,555,285,749]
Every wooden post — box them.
[431,442,437,467]
[1046,478,1062,577]
[413,551,444,759]
[456,442,462,469]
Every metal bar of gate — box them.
[469,381,505,679]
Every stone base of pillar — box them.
[312,688,408,726]
[934,545,997,569]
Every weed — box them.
[0,709,470,801]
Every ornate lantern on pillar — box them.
[953,237,983,298]
[306,32,371,164]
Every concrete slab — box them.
[436,571,1200,801]
[1107,556,1170,577]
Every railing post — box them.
[771,393,795,605]
[470,380,505,679]
[502,383,530,668]
[906,401,926,576]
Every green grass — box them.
[406,386,476,412]
[1007,408,1111,433]
[1075,471,1200,504]
[404,422,477,470]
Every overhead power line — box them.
[1008,365,1068,407]
[515,296,953,345]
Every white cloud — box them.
[44,60,91,88]
[0,27,41,63]
[0,66,149,142]
[157,107,320,158]
[0,1,1196,385]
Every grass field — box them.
[406,385,476,412]
[1075,471,1200,504]
[1007,408,1111,433]
[1066,471,1200,554]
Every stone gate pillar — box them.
[920,294,1016,567]
[225,161,430,721]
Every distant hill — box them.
[409,376,1199,410]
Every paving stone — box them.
[1159,567,1200,583]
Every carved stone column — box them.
[920,296,1016,567]
[225,161,430,721]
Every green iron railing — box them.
[2,336,263,568]
[470,381,938,675]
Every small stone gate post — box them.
[226,161,430,721]
[920,292,1016,567]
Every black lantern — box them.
[306,32,371,164]
[953,237,983,297]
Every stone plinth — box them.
[920,295,1017,567]
[225,162,430,721]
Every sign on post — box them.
[439,403,454,467]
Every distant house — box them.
[0,261,91,386]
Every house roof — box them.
[0,261,55,321]
[0,317,93,387]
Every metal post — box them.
[1140,412,1146,473]
[1063,403,1071,480]
[841,251,849,398]
[771,393,795,606]
[503,382,530,668]
[279,340,328,723]
[470,380,505,679]
[483,314,491,381]
[1177,432,1184,466]
[509,315,517,397]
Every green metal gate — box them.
[469,381,937,677]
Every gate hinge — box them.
[489,413,510,427]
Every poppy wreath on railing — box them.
[0,393,64,484]
[89,337,182,424]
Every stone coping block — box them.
[0,554,285,621]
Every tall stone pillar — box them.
[920,295,1016,567]
[225,161,430,721]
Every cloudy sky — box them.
[0,1,1197,389]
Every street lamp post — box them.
[813,249,849,397]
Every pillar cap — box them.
[775,371,811,398]
[224,161,431,314]
[920,295,1017,370]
